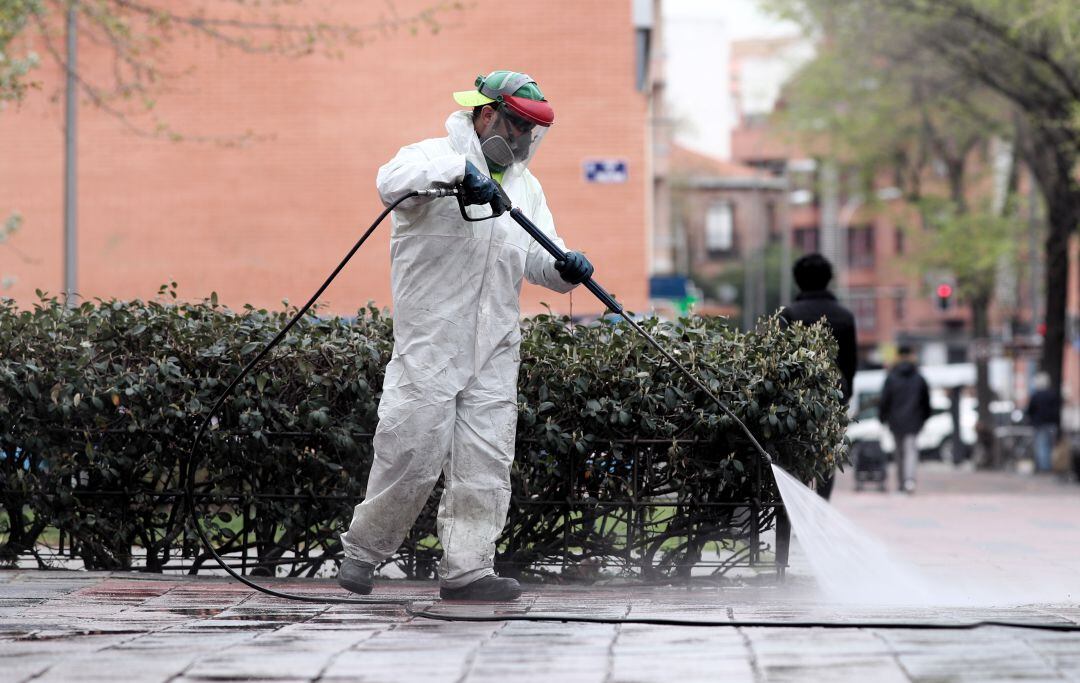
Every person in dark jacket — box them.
[1026,371,1062,472]
[879,345,932,494]
[780,253,857,499]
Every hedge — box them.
[0,286,847,580]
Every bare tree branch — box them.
[932,0,1080,98]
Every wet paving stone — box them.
[4,571,1080,683]
[4,466,1080,681]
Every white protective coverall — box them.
[341,111,576,588]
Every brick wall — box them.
[0,1,648,317]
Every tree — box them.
[764,0,1030,458]
[764,0,1080,417]
[914,201,1023,461]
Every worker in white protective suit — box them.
[338,71,594,601]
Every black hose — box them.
[184,191,418,606]
[182,189,1080,633]
[406,612,1080,632]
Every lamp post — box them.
[834,194,861,301]
[63,3,78,308]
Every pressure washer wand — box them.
[508,206,624,314]
[472,189,776,467]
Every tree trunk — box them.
[1043,196,1072,389]
[1022,121,1080,396]
[971,295,995,466]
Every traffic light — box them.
[936,283,953,311]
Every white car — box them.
[847,391,969,462]
[847,392,1015,462]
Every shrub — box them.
[0,288,847,578]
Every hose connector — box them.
[415,188,459,197]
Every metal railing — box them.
[4,432,790,581]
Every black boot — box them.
[337,558,375,595]
[440,575,522,602]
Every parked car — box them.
[846,364,1018,463]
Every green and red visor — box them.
[452,71,555,127]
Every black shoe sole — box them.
[338,578,373,595]
[439,586,522,602]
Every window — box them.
[847,225,875,268]
[705,202,734,253]
[947,346,968,364]
[847,288,876,332]
[787,158,818,205]
[633,0,653,91]
[894,291,905,321]
[789,189,814,206]
[895,228,905,255]
[793,227,819,255]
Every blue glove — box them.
[554,251,594,284]
[461,160,497,207]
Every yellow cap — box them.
[452,89,496,107]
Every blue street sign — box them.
[649,275,690,299]
[584,159,629,183]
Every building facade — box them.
[666,145,787,322]
[0,1,653,318]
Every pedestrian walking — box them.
[779,253,856,500]
[879,345,932,494]
[1026,371,1061,473]
[336,71,593,601]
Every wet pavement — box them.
[3,463,1080,682]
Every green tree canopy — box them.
[765,0,1080,395]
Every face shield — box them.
[477,94,553,175]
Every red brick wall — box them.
[0,1,648,317]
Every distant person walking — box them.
[780,253,857,500]
[1026,371,1061,473]
[879,345,931,494]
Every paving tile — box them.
[3,466,1080,681]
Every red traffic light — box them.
[936,283,953,299]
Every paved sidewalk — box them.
[2,464,1080,682]
[832,462,1080,598]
